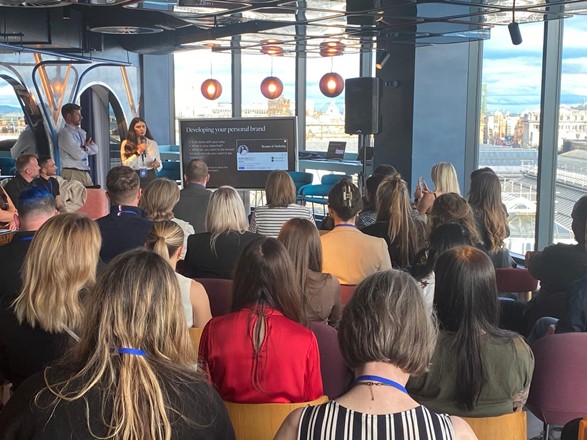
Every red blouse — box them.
[199,307,323,403]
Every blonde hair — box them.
[14,213,101,333]
[42,249,203,440]
[265,170,296,208]
[431,162,461,195]
[376,175,424,268]
[206,186,248,252]
[145,220,184,261]
[139,178,180,221]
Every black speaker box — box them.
[344,77,382,135]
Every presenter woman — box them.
[120,117,162,188]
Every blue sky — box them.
[482,15,587,114]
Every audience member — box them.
[199,236,323,403]
[373,163,398,176]
[58,103,98,186]
[278,218,341,327]
[527,274,587,344]
[34,155,66,212]
[528,195,587,296]
[321,178,391,285]
[276,270,476,440]
[173,159,212,233]
[468,171,513,267]
[407,247,534,417]
[10,123,37,158]
[362,174,426,269]
[120,117,162,188]
[250,170,315,237]
[0,213,100,391]
[2,154,39,205]
[139,177,194,259]
[146,220,211,328]
[184,186,259,279]
[96,165,153,263]
[0,249,234,439]
[410,223,473,308]
[0,187,57,300]
[415,162,461,215]
[428,193,483,245]
[0,186,17,229]
[356,173,388,229]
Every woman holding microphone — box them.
[121,117,162,188]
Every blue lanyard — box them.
[354,375,408,394]
[14,235,34,242]
[334,223,355,228]
[116,205,138,217]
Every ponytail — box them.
[146,220,184,261]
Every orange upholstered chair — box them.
[77,188,109,220]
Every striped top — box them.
[297,400,456,440]
[249,204,315,237]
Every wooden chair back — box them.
[224,395,328,440]
[579,416,587,440]
[461,411,526,440]
[188,327,203,356]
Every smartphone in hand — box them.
[418,176,429,192]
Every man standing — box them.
[96,166,153,263]
[2,154,40,206]
[58,103,98,187]
[173,159,212,233]
[0,187,57,300]
[34,156,66,213]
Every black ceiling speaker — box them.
[509,0,523,45]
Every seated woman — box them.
[407,247,534,417]
[362,174,426,269]
[414,162,461,215]
[275,270,476,440]
[468,171,513,268]
[410,223,473,308]
[146,220,212,328]
[184,186,260,279]
[0,213,100,391]
[427,193,483,247]
[356,173,387,229]
[249,170,315,237]
[139,177,194,259]
[278,218,341,327]
[199,236,323,403]
[321,178,391,285]
[0,249,234,439]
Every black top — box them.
[33,176,60,199]
[556,275,587,334]
[529,243,587,295]
[173,183,212,233]
[0,295,73,391]
[0,370,235,440]
[184,231,260,279]
[96,205,153,263]
[3,174,32,208]
[0,231,34,300]
[361,220,426,270]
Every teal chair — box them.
[288,171,313,203]
[0,157,16,176]
[158,160,181,182]
[299,174,351,215]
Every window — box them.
[479,22,544,255]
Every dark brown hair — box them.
[106,166,140,205]
[434,246,516,410]
[265,170,296,208]
[428,193,482,245]
[328,177,362,221]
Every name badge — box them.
[139,168,147,179]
